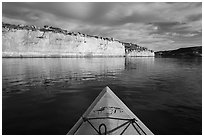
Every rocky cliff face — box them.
[2,23,154,57]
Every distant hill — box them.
[155,46,202,57]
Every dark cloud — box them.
[150,22,186,30]
[149,22,190,34]
[186,13,202,22]
[3,2,114,25]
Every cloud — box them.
[186,13,202,22]
[2,2,202,51]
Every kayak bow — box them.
[67,86,153,135]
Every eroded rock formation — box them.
[2,23,154,57]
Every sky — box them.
[2,2,202,51]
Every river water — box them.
[2,57,202,135]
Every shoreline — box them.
[2,55,155,58]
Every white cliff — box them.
[2,23,154,57]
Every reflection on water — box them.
[2,57,202,135]
[3,58,125,93]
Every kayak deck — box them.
[67,86,153,135]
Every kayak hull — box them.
[67,86,153,135]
